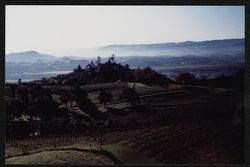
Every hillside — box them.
[40,57,171,86]
[6,51,58,63]
[5,63,244,165]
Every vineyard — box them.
[115,119,243,164]
[6,117,244,164]
[5,82,244,164]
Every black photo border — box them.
[0,0,249,167]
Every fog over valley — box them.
[5,38,244,82]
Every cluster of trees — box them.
[175,70,244,90]
[71,84,107,120]
[120,86,140,108]
[133,67,171,86]
[42,55,171,86]
[6,85,65,120]
[98,85,140,110]
[203,69,244,90]
[6,85,67,137]
[175,72,195,84]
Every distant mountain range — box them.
[98,38,244,57]
[6,51,58,63]
[5,38,245,82]
[101,38,244,49]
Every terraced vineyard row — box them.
[4,119,228,148]
[119,118,243,164]
[6,126,160,154]
[6,121,207,155]
[6,118,243,164]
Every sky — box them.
[6,5,245,57]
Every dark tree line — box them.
[175,70,244,90]
[6,85,65,120]
[6,85,68,137]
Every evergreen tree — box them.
[98,91,113,107]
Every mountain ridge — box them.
[99,38,244,49]
[97,38,244,57]
[6,51,58,63]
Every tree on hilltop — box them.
[175,72,195,84]
[98,91,113,107]
[121,87,140,108]
[74,65,83,73]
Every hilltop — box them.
[39,55,172,86]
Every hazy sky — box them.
[6,6,245,57]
